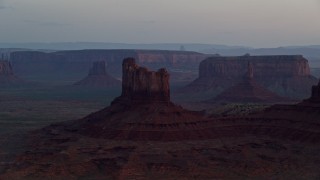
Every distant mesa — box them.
[10,50,208,84]
[49,58,215,141]
[182,55,318,99]
[73,61,121,87]
[0,59,24,86]
[208,62,290,103]
[303,79,320,104]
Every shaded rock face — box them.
[120,58,170,103]
[302,79,320,103]
[311,80,320,101]
[0,60,14,76]
[74,61,120,87]
[0,60,24,85]
[184,55,318,99]
[199,55,311,78]
[210,62,290,103]
[88,61,107,75]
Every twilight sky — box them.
[0,0,319,47]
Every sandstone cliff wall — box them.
[310,80,320,101]
[74,61,121,87]
[199,55,310,78]
[120,58,170,102]
[88,61,107,76]
[0,60,14,76]
[184,55,318,99]
[0,60,24,85]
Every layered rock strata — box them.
[115,58,170,103]
[183,55,318,99]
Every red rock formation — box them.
[183,55,318,99]
[209,62,290,103]
[74,61,120,87]
[2,59,320,179]
[117,58,170,103]
[55,58,212,141]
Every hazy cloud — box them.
[22,20,71,27]
[0,0,5,10]
[0,0,13,11]
[0,0,320,47]
[140,20,156,24]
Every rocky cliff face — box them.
[307,79,320,102]
[0,60,24,85]
[199,55,310,78]
[210,62,291,103]
[0,60,14,76]
[88,61,107,75]
[136,50,207,66]
[74,61,121,87]
[119,58,170,103]
[183,55,318,99]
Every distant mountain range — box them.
[0,42,247,51]
[1,42,320,67]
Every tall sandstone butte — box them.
[120,58,170,103]
[184,55,318,99]
[0,60,14,76]
[74,61,121,87]
[308,79,320,103]
[0,60,24,85]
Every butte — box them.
[0,55,23,87]
[0,59,24,86]
[208,62,290,103]
[47,58,215,141]
[74,61,121,87]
